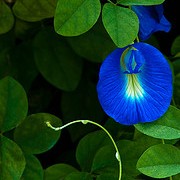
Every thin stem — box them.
[46,120,122,180]
[46,120,83,131]
[136,36,140,43]
[107,0,116,5]
[170,176,173,180]
[172,97,176,106]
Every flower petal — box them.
[97,42,172,125]
[132,5,171,41]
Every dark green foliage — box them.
[44,164,78,180]
[102,3,139,47]
[14,113,62,154]
[137,144,180,178]
[0,1,14,34]
[0,135,26,180]
[0,76,28,132]
[54,0,101,36]
[21,154,44,180]
[0,0,179,179]
[33,27,83,91]
[134,105,180,140]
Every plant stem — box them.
[107,0,116,5]
[172,97,176,106]
[136,36,140,42]
[46,120,122,180]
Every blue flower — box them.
[97,42,172,125]
[132,5,171,41]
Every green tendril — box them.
[45,120,122,180]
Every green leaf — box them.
[13,0,56,22]
[76,130,111,172]
[104,118,134,140]
[121,131,164,179]
[171,35,180,56]
[44,164,78,180]
[67,19,116,63]
[117,0,165,5]
[14,19,41,40]
[65,172,93,180]
[133,129,162,147]
[14,113,62,154]
[134,105,180,140]
[117,140,143,179]
[96,173,118,180]
[91,145,118,179]
[21,154,43,180]
[137,144,180,178]
[33,27,83,91]
[0,135,26,180]
[0,1,14,34]
[54,0,101,36]
[0,76,28,132]
[102,3,139,48]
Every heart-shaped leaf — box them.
[135,106,180,140]
[33,27,83,91]
[21,154,43,180]
[102,3,139,48]
[0,76,28,133]
[0,135,26,180]
[0,1,14,34]
[76,130,111,172]
[14,113,62,154]
[13,0,56,21]
[44,164,78,180]
[137,144,180,178]
[54,0,101,36]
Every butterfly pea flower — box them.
[131,5,171,41]
[97,42,172,125]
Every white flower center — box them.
[125,74,144,99]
